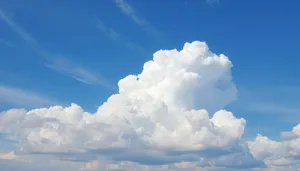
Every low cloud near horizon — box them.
[1,41,300,170]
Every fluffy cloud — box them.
[248,124,300,170]
[1,41,265,169]
[0,152,16,160]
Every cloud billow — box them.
[1,41,266,169]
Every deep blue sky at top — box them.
[0,0,300,139]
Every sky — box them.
[0,0,300,170]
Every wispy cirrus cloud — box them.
[113,0,145,26]
[0,85,57,108]
[96,18,148,54]
[113,0,166,43]
[0,39,15,48]
[206,0,220,5]
[96,19,120,41]
[232,85,300,123]
[245,102,300,123]
[45,58,115,90]
[0,9,114,89]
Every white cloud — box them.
[0,9,111,87]
[4,40,300,171]
[113,0,165,43]
[248,124,300,170]
[0,152,16,160]
[0,85,57,108]
[0,156,256,171]
[0,155,84,171]
[0,41,266,170]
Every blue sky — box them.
[1,0,300,170]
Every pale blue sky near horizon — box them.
[1,0,300,140]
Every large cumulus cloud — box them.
[0,41,265,169]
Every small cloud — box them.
[248,123,300,169]
[0,85,58,108]
[0,152,16,160]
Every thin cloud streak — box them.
[206,0,220,5]
[246,103,300,122]
[113,0,166,43]
[247,102,300,116]
[0,9,114,89]
[96,18,148,54]
[0,85,58,108]
[0,39,15,48]
[113,0,145,25]
[96,19,120,41]
[0,10,37,46]
[45,61,116,91]
[233,85,300,123]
